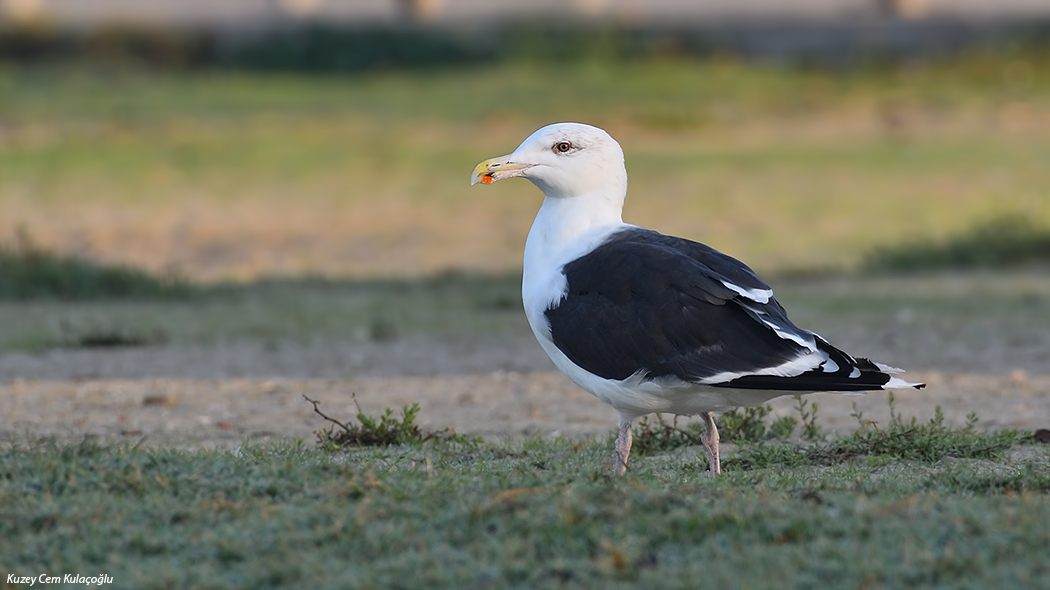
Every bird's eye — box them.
[554,141,572,153]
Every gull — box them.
[471,122,925,475]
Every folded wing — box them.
[545,228,924,391]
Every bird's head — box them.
[471,122,627,200]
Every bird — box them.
[470,122,925,476]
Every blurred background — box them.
[1,0,1048,281]
[4,0,1050,25]
[0,0,1048,379]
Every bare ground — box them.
[2,336,1047,449]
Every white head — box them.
[471,122,627,200]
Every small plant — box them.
[717,405,772,443]
[633,406,798,457]
[718,404,798,442]
[795,396,822,441]
[304,395,478,449]
[850,402,875,430]
[769,414,799,439]
[631,414,706,456]
[887,390,904,427]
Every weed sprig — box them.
[303,394,479,449]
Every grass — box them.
[2,397,1047,589]
[630,404,799,458]
[630,394,1020,472]
[1,53,1048,281]
[863,213,1050,273]
[730,399,1020,471]
[0,228,191,300]
[0,270,527,352]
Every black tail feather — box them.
[712,338,925,392]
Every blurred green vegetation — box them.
[864,214,1050,273]
[0,228,190,300]
[0,21,1048,72]
[0,270,527,351]
[1,48,1048,282]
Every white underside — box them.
[534,333,797,419]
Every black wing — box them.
[545,228,920,392]
[545,228,810,382]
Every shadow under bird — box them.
[471,122,925,476]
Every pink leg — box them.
[613,417,633,475]
[701,412,721,476]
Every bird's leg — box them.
[700,411,721,476]
[613,417,633,475]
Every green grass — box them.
[731,403,1019,471]
[630,395,1020,472]
[2,423,1047,589]
[0,229,191,300]
[0,271,524,352]
[0,270,620,352]
[863,214,1050,273]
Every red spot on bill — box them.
[480,174,494,184]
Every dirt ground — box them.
[2,335,1047,449]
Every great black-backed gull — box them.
[471,122,925,476]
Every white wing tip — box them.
[883,376,926,390]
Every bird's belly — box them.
[532,331,791,419]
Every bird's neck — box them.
[524,191,626,276]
